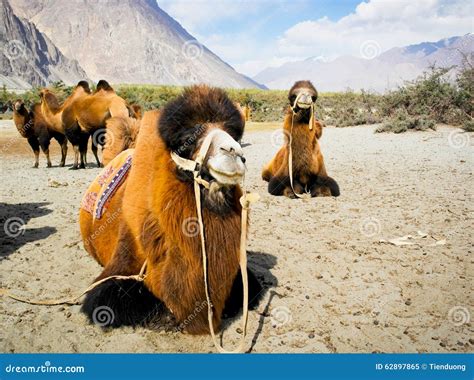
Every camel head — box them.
[13,99,27,114]
[159,85,246,201]
[288,80,318,121]
[39,88,60,111]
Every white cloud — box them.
[278,0,473,60]
[158,0,473,78]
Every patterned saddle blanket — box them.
[81,149,134,220]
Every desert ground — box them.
[0,120,472,353]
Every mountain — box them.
[0,0,88,90]
[254,34,474,92]
[7,0,263,89]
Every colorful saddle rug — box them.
[81,149,134,220]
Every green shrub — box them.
[462,119,474,132]
[376,109,436,133]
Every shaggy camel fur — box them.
[79,85,262,334]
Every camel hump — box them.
[96,79,114,93]
[76,81,91,93]
[102,117,140,166]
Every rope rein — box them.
[288,94,316,199]
[172,130,259,353]
[0,261,147,306]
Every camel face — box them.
[201,128,246,186]
[288,80,318,112]
[13,99,25,112]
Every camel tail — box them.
[103,116,140,165]
[81,279,167,328]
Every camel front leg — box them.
[33,150,40,168]
[27,136,40,168]
[43,149,52,168]
[72,145,80,169]
[91,140,102,167]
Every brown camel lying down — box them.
[262,80,340,198]
[79,85,263,334]
[13,99,67,168]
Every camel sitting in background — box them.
[262,80,340,198]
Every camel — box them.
[13,99,67,168]
[61,80,130,169]
[262,80,340,198]
[101,116,140,166]
[79,85,262,334]
[39,81,91,166]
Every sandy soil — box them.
[0,120,472,353]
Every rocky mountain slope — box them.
[7,0,262,89]
[0,0,87,90]
[254,34,473,92]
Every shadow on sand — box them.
[0,202,57,259]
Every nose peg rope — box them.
[172,132,259,353]
[288,94,316,199]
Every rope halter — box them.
[171,128,259,353]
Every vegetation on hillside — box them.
[1,54,472,132]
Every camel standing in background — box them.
[13,99,68,168]
[40,81,91,166]
[62,80,130,169]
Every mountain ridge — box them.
[254,34,473,92]
[3,0,263,89]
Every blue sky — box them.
[159,0,473,77]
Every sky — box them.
[158,0,473,77]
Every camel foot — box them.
[81,278,168,328]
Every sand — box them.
[0,120,472,353]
